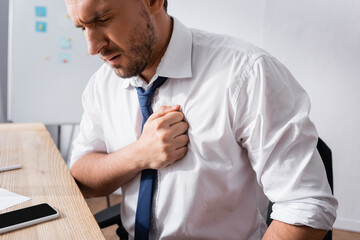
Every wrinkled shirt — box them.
[71,17,337,239]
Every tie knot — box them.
[136,76,168,108]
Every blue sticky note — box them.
[36,22,47,32]
[35,6,47,17]
[58,37,72,49]
[59,53,71,64]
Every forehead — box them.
[66,0,144,23]
[65,0,117,20]
[65,0,110,7]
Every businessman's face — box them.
[65,0,157,78]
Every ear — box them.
[146,0,165,14]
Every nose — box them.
[85,28,107,55]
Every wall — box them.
[261,1,360,231]
[0,0,9,123]
[168,0,360,232]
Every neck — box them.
[140,15,173,83]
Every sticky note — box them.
[35,6,47,17]
[36,22,47,32]
[59,53,71,64]
[58,37,72,49]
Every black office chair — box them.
[266,138,334,240]
[95,202,128,239]
[95,138,333,240]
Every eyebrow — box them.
[75,10,111,28]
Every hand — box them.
[136,105,189,169]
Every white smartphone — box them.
[0,203,59,234]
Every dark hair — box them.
[163,0,168,12]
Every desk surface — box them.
[0,123,105,239]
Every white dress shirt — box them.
[71,18,337,239]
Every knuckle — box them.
[159,144,167,154]
[153,120,164,131]
[157,131,169,142]
[158,144,171,157]
[157,118,167,128]
[158,106,167,112]
[159,106,171,115]
[167,111,179,120]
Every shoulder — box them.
[189,29,298,107]
[190,29,270,67]
[189,28,280,86]
[190,29,282,90]
[90,63,114,85]
[84,63,129,94]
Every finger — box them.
[173,134,190,148]
[172,146,188,161]
[149,105,180,121]
[169,121,189,138]
[162,146,188,168]
[160,111,185,127]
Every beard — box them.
[101,10,157,78]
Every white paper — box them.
[0,188,31,212]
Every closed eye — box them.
[97,17,111,23]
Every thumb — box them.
[148,105,180,121]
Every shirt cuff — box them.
[270,197,338,230]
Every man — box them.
[66,0,337,239]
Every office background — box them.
[7,0,102,124]
[1,0,359,233]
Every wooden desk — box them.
[0,123,105,239]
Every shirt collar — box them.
[121,17,192,90]
[155,17,192,80]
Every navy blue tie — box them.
[134,76,167,240]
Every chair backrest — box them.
[316,138,333,193]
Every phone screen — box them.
[0,203,58,229]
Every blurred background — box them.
[0,0,359,236]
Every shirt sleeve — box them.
[233,55,338,230]
[70,70,107,169]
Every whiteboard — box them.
[7,0,102,124]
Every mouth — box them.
[104,54,121,65]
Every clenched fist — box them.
[137,105,189,169]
